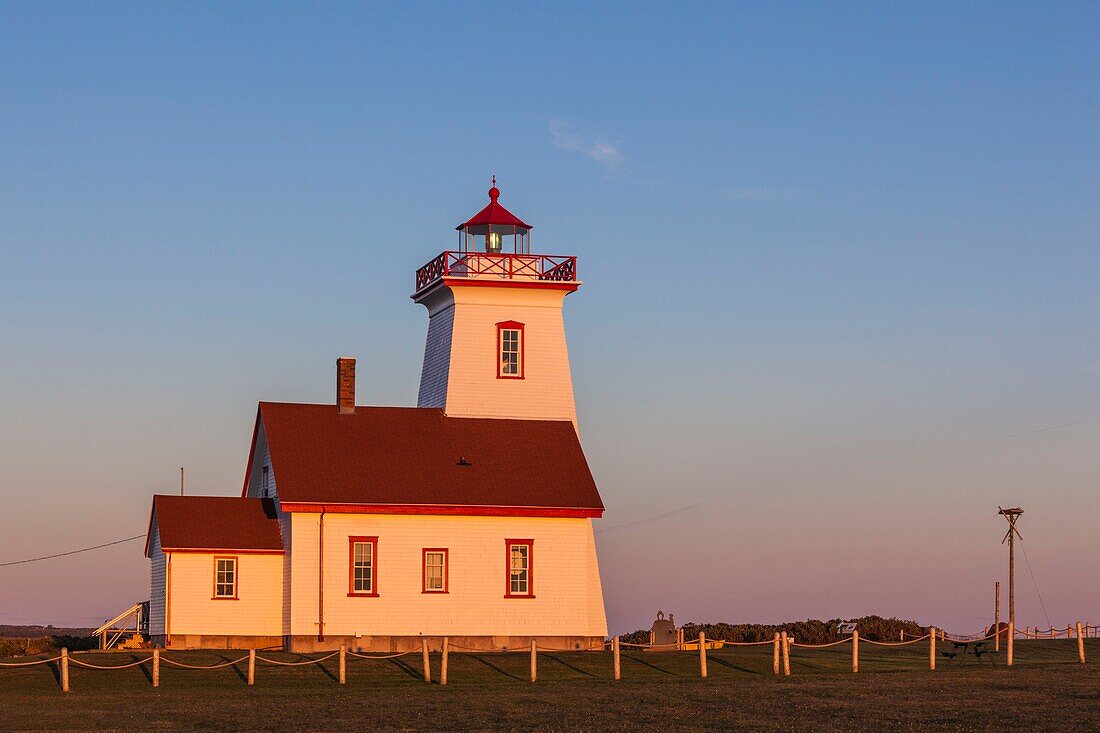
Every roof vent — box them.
[456,457,472,466]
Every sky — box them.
[1,2,1098,634]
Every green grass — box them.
[2,641,1099,731]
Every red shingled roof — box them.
[147,495,283,555]
[254,402,603,514]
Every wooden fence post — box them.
[613,636,620,681]
[248,648,255,686]
[441,637,448,686]
[152,648,160,688]
[773,632,780,675]
[422,639,431,683]
[60,647,69,693]
[900,630,904,641]
[930,627,936,671]
[339,645,346,684]
[1078,622,1086,664]
[1007,622,1014,666]
[699,633,707,678]
[530,640,537,683]
[852,630,859,673]
[781,631,790,676]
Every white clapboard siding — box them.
[287,513,607,638]
[416,293,455,408]
[167,552,283,637]
[416,283,578,425]
[148,522,166,636]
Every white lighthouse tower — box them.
[413,180,581,425]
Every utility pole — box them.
[180,467,185,496]
[995,581,1001,651]
[999,507,1023,629]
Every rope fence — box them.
[0,622,1094,692]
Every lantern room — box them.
[414,178,577,294]
[456,176,532,254]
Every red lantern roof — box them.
[456,177,532,232]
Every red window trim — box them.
[212,555,239,600]
[504,539,534,598]
[422,548,449,594]
[347,536,379,597]
[496,321,525,380]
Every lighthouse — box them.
[143,180,607,653]
[413,179,581,425]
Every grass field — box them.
[3,640,1099,731]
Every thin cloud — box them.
[998,420,1092,440]
[549,120,623,168]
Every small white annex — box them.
[145,184,608,652]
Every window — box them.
[214,557,237,599]
[505,539,534,598]
[348,537,378,596]
[422,548,448,593]
[497,321,524,379]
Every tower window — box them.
[497,321,525,379]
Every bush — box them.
[618,615,927,645]
[51,635,99,652]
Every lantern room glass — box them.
[458,223,530,255]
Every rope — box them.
[0,656,62,667]
[791,638,852,649]
[159,656,249,669]
[618,641,678,649]
[68,657,152,670]
[942,631,997,643]
[861,635,932,646]
[706,640,775,647]
[446,643,533,653]
[254,651,340,666]
[346,650,417,660]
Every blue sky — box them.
[1,2,1098,632]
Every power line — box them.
[1019,540,1052,629]
[0,535,144,568]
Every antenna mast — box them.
[999,506,1023,628]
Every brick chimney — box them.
[337,357,356,414]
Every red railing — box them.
[415,251,577,292]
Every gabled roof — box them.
[250,402,603,515]
[146,495,283,556]
[457,184,532,231]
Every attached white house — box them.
[145,183,608,651]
